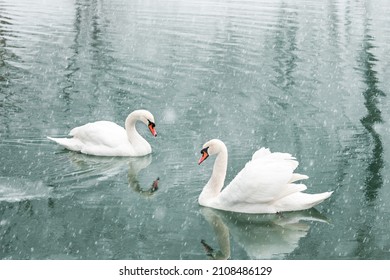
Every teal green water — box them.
[1,0,390,259]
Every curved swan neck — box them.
[125,112,146,145]
[207,144,228,194]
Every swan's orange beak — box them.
[198,148,209,165]
[148,121,157,137]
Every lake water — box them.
[1,0,390,260]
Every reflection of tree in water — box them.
[63,0,115,113]
[0,10,24,134]
[62,0,98,108]
[359,28,385,203]
[354,15,386,258]
[61,0,83,107]
[0,9,13,75]
[272,2,298,94]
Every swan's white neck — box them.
[125,113,150,153]
[199,144,228,203]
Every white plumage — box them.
[198,139,333,214]
[47,110,157,157]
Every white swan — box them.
[47,110,157,157]
[198,139,333,214]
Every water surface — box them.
[1,0,390,259]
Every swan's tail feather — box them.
[304,191,333,208]
[289,173,309,183]
[276,191,333,212]
[276,183,308,201]
[47,136,81,152]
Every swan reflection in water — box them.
[200,207,329,260]
[64,152,159,195]
[127,156,159,196]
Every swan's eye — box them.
[200,147,209,155]
[148,120,155,128]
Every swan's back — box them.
[69,121,128,147]
[215,148,332,213]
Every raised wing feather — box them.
[218,149,304,207]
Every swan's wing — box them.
[251,147,271,160]
[219,150,305,206]
[70,121,128,148]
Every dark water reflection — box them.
[351,13,386,259]
[1,0,390,259]
[359,27,385,202]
